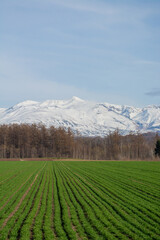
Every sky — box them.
[1,0,160,108]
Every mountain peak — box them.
[71,96,84,102]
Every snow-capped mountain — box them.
[0,97,160,136]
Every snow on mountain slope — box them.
[0,108,6,118]
[133,105,160,132]
[0,97,160,136]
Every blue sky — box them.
[1,0,160,107]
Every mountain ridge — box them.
[0,97,160,136]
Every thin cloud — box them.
[145,89,160,97]
[46,0,160,24]
[47,0,116,15]
[135,60,160,66]
[0,54,104,107]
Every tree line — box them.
[0,124,158,160]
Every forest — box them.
[0,124,158,160]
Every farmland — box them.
[0,161,160,240]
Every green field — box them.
[0,161,160,240]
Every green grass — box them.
[0,161,160,240]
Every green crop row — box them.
[0,160,160,240]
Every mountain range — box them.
[0,96,160,136]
